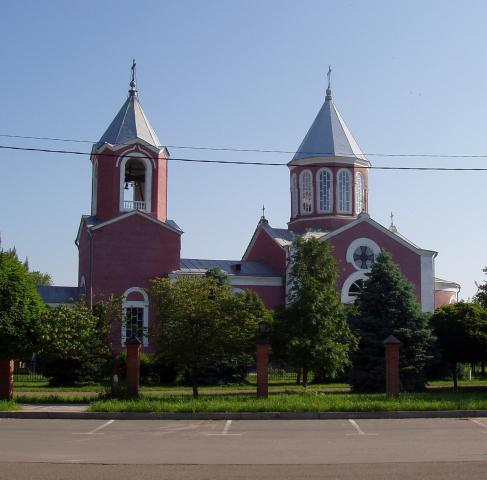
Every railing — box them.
[122,200,147,211]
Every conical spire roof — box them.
[96,63,161,150]
[289,82,368,166]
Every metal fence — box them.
[13,359,46,382]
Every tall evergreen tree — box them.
[349,250,434,392]
[273,237,357,387]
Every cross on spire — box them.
[389,212,398,233]
[261,205,266,219]
[129,59,137,96]
[326,65,332,99]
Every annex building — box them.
[39,67,460,352]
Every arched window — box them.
[355,172,365,213]
[348,279,364,298]
[119,153,152,213]
[122,287,149,347]
[317,168,332,213]
[299,170,313,215]
[337,169,352,213]
[341,271,367,304]
[291,174,298,218]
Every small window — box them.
[318,169,332,213]
[300,170,313,215]
[353,246,375,269]
[124,307,144,340]
[355,172,365,213]
[337,169,352,213]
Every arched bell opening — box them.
[119,154,152,213]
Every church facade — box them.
[42,67,460,352]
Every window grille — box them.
[291,174,298,217]
[318,169,332,212]
[355,172,365,213]
[300,170,313,214]
[124,307,144,341]
[338,169,352,213]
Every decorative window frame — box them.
[337,168,352,214]
[316,168,333,213]
[290,174,298,218]
[299,169,313,215]
[118,152,153,213]
[346,238,381,271]
[341,271,368,304]
[121,287,149,347]
[355,172,365,214]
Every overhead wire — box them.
[2,133,487,159]
[1,144,487,170]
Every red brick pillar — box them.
[256,342,269,398]
[0,359,14,400]
[384,335,401,396]
[125,337,142,397]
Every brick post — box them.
[0,359,14,400]
[125,337,142,397]
[384,335,401,396]
[256,341,269,398]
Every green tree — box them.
[474,267,487,309]
[37,301,113,385]
[272,237,357,387]
[151,276,271,398]
[0,250,45,359]
[349,250,435,392]
[430,302,487,390]
[204,267,229,286]
[29,271,53,286]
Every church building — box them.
[40,65,460,353]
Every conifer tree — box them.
[349,250,434,392]
[273,237,357,387]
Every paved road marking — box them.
[73,419,115,435]
[469,418,487,432]
[207,420,241,436]
[346,419,378,436]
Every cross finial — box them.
[326,65,332,99]
[389,212,398,233]
[129,59,137,96]
[262,205,266,218]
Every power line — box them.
[1,144,487,171]
[2,133,487,159]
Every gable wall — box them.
[328,221,422,303]
[245,229,287,275]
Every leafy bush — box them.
[117,352,177,385]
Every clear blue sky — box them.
[1,0,485,299]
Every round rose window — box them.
[353,246,375,269]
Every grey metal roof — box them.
[290,88,367,165]
[37,286,84,304]
[178,259,279,277]
[262,224,295,247]
[96,91,161,149]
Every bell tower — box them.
[288,68,371,233]
[90,61,169,222]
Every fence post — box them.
[0,359,14,400]
[125,337,142,397]
[384,335,401,396]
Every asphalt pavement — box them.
[1,417,487,479]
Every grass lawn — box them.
[0,400,21,411]
[89,390,487,413]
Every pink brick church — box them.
[38,67,460,353]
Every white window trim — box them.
[119,152,152,214]
[337,168,352,214]
[299,169,313,215]
[291,174,298,218]
[355,172,365,214]
[121,287,149,347]
[346,238,381,270]
[341,271,368,304]
[316,167,333,213]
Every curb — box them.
[1,409,487,420]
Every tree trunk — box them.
[482,362,485,375]
[472,363,476,375]
[302,367,309,388]
[192,369,199,399]
[452,364,458,392]
[296,368,301,385]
